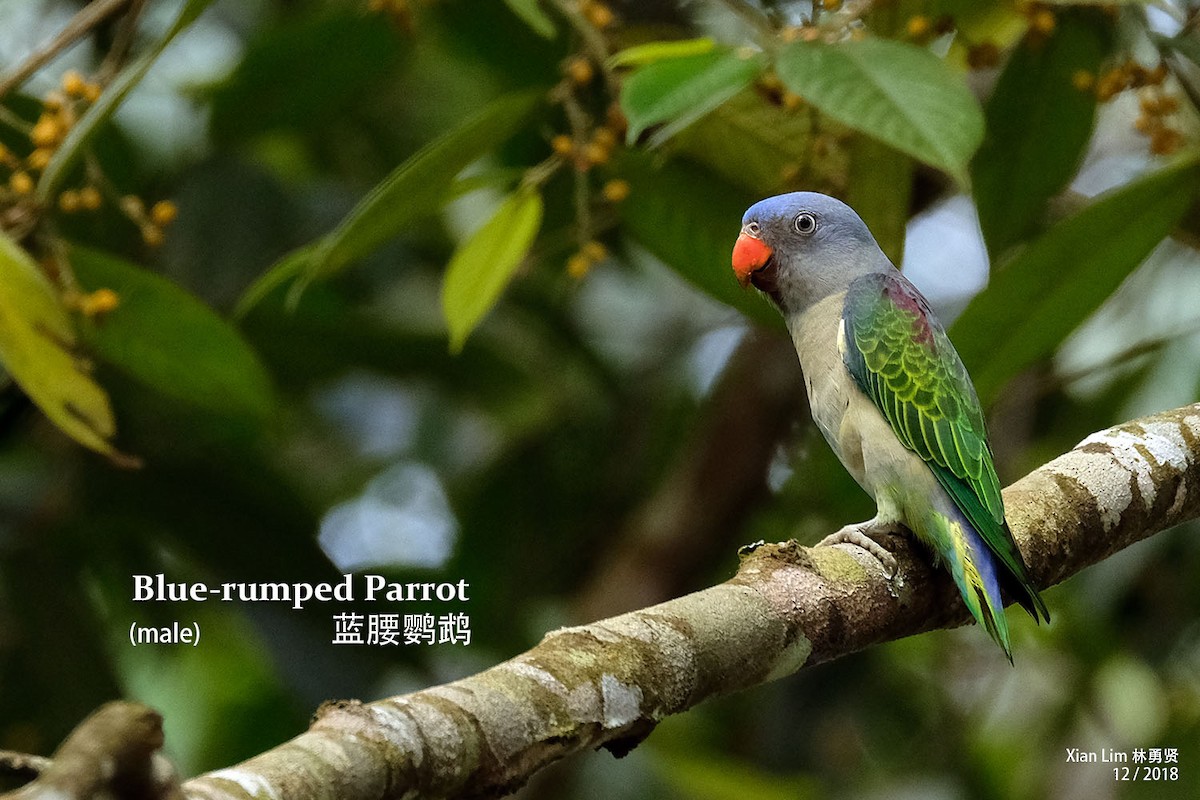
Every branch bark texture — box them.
[27,405,1200,800]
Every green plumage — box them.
[843,273,1049,626]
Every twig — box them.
[553,82,594,246]
[0,750,51,780]
[0,0,132,100]
[548,0,619,96]
[1,702,182,800]
[97,0,149,83]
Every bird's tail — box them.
[919,509,1013,661]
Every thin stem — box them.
[0,104,33,135]
[98,0,149,83]
[0,0,132,100]
[548,0,619,96]
[556,83,593,246]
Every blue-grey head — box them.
[732,192,893,314]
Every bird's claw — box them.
[817,523,898,578]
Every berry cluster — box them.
[2,70,179,247]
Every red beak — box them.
[732,231,774,288]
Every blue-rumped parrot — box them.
[731,192,1048,659]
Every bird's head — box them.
[732,192,891,314]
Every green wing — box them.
[842,273,1048,621]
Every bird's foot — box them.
[817,520,899,578]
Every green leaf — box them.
[234,243,321,318]
[952,155,1200,403]
[0,234,119,458]
[846,135,912,265]
[972,9,1111,257]
[70,246,274,424]
[236,90,542,315]
[441,189,544,353]
[615,151,781,330]
[776,37,983,184]
[502,0,556,39]
[621,48,766,146]
[609,38,717,68]
[37,0,216,197]
[673,90,821,193]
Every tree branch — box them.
[12,404,1200,800]
[1,701,180,800]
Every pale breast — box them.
[789,294,863,479]
[792,291,928,500]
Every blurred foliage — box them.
[1,1,1199,799]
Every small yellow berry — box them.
[81,82,102,103]
[62,70,86,96]
[31,116,61,147]
[566,56,594,85]
[759,72,783,93]
[551,134,574,156]
[581,240,607,261]
[601,179,630,202]
[81,288,120,316]
[150,200,178,226]
[58,190,80,212]
[1133,114,1156,134]
[1149,127,1183,156]
[27,148,53,171]
[906,16,931,38]
[584,3,615,29]
[580,141,610,166]
[1095,69,1126,102]
[78,186,102,210]
[1071,70,1094,92]
[591,127,617,150]
[782,91,805,111]
[141,225,165,247]
[9,171,34,195]
[1031,9,1056,35]
[120,195,145,218]
[566,252,592,279]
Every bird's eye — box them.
[746,221,761,236]
[794,212,817,235]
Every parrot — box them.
[731,191,1048,659]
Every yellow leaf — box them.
[441,189,543,353]
[0,233,127,462]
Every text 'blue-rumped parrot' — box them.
[731,192,1048,660]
